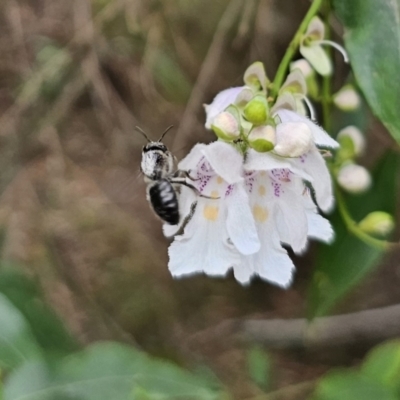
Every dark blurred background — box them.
[0,0,399,397]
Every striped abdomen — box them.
[148,179,179,225]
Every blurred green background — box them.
[0,0,399,399]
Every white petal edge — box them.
[303,193,334,243]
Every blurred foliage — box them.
[0,269,224,400]
[333,0,400,144]
[312,340,400,400]
[246,345,271,391]
[309,151,400,317]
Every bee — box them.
[137,126,200,232]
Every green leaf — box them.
[4,342,223,400]
[361,340,400,394]
[312,370,398,400]
[0,294,42,370]
[333,0,400,143]
[308,152,400,317]
[0,269,78,356]
[4,360,62,400]
[246,346,270,390]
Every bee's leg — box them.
[170,178,220,199]
[174,169,200,181]
[164,201,197,239]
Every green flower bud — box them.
[248,125,276,152]
[358,211,395,236]
[243,95,269,125]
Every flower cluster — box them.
[165,61,340,287]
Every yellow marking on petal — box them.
[203,205,219,221]
[260,171,266,177]
[258,185,267,196]
[210,190,220,199]
[253,204,268,223]
[217,176,224,184]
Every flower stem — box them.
[335,185,393,251]
[321,5,332,132]
[271,0,325,98]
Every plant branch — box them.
[335,185,394,251]
[240,303,400,349]
[271,0,324,98]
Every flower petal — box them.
[245,149,313,181]
[273,178,308,254]
[205,87,244,129]
[226,184,260,255]
[236,219,295,288]
[178,143,208,171]
[168,198,240,278]
[305,16,325,41]
[276,109,339,148]
[291,148,334,212]
[202,141,243,184]
[235,171,295,287]
[300,44,332,76]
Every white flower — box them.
[300,16,348,76]
[175,81,339,287]
[167,141,260,279]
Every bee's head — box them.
[142,142,168,154]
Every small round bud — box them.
[333,85,361,111]
[204,87,243,129]
[248,125,276,152]
[337,126,365,157]
[337,164,372,194]
[243,95,269,125]
[211,111,240,141]
[358,211,395,236]
[274,122,313,157]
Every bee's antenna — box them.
[158,125,174,142]
[135,126,152,142]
